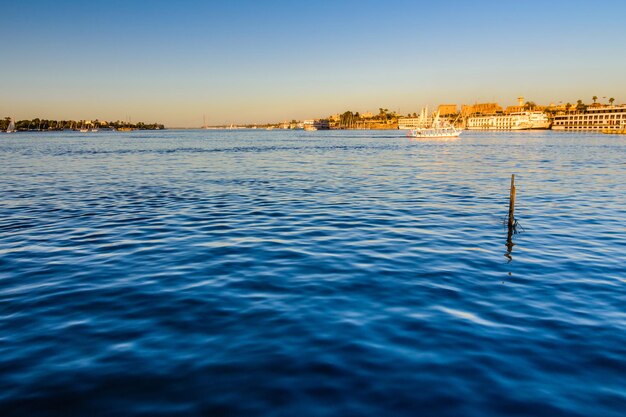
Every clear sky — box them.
[2,0,626,127]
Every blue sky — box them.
[2,0,626,126]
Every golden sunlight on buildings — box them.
[461,103,503,116]
[437,104,458,116]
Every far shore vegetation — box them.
[1,117,164,132]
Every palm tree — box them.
[592,95,598,104]
[565,103,572,112]
[609,97,615,106]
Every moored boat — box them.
[466,111,549,130]
[553,105,626,131]
[303,119,330,131]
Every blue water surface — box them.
[1,130,625,416]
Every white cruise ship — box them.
[467,111,550,130]
[552,105,626,131]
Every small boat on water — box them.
[5,117,16,133]
[407,110,462,138]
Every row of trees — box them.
[336,108,398,127]
[336,109,400,129]
[562,97,616,113]
[527,96,617,115]
[1,117,164,131]
[560,97,614,114]
[592,96,615,105]
[339,111,360,128]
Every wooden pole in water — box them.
[508,174,516,228]
[505,174,517,260]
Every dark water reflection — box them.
[1,130,625,416]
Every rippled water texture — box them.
[1,130,625,416]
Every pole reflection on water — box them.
[504,174,521,263]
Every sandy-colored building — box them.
[503,97,546,114]
[504,105,525,113]
[546,103,572,113]
[504,105,547,114]
[398,117,430,130]
[461,103,503,116]
[437,104,458,116]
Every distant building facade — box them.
[398,117,432,130]
[461,103,503,116]
[504,105,525,113]
[437,104,458,116]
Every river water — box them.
[1,130,625,416]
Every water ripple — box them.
[0,130,625,416]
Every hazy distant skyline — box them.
[2,0,626,127]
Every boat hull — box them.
[466,126,532,130]
[408,130,462,139]
[602,129,626,134]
